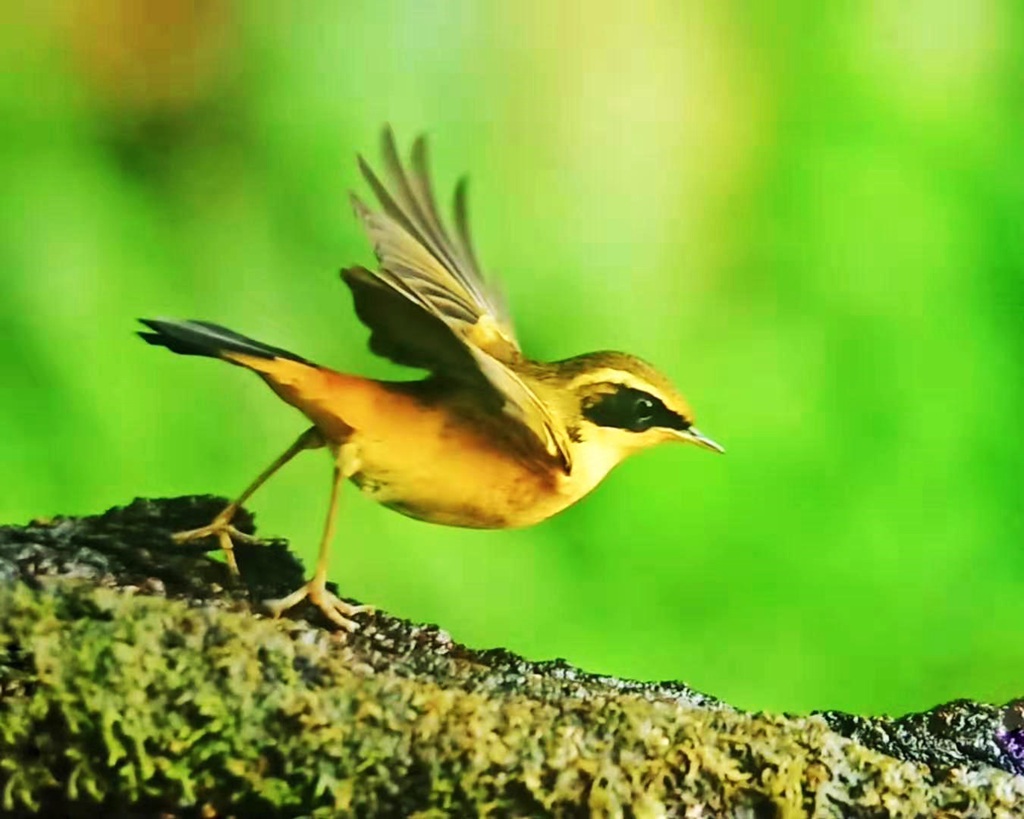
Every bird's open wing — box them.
[344,127,572,471]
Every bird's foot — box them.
[172,514,257,576]
[265,579,374,632]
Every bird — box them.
[138,127,723,630]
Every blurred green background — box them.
[2,2,1023,715]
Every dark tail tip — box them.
[137,318,310,363]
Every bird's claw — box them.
[172,517,255,575]
[265,581,374,632]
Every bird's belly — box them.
[346,431,569,530]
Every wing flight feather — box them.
[344,127,572,471]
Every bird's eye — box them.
[582,385,688,433]
[634,396,655,426]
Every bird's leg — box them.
[173,427,324,575]
[265,447,372,631]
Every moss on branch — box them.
[0,497,1021,817]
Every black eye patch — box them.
[582,386,690,433]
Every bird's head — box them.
[546,351,723,478]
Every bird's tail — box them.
[137,318,358,438]
[138,318,311,365]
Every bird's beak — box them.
[676,426,725,454]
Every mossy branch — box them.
[0,497,1021,817]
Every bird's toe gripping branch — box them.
[264,580,374,632]
[172,517,257,576]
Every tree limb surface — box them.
[0,497,1021,817]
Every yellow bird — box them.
[139,128,723,629]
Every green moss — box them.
[1,580,1022,817]
[0,498,1021,817]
